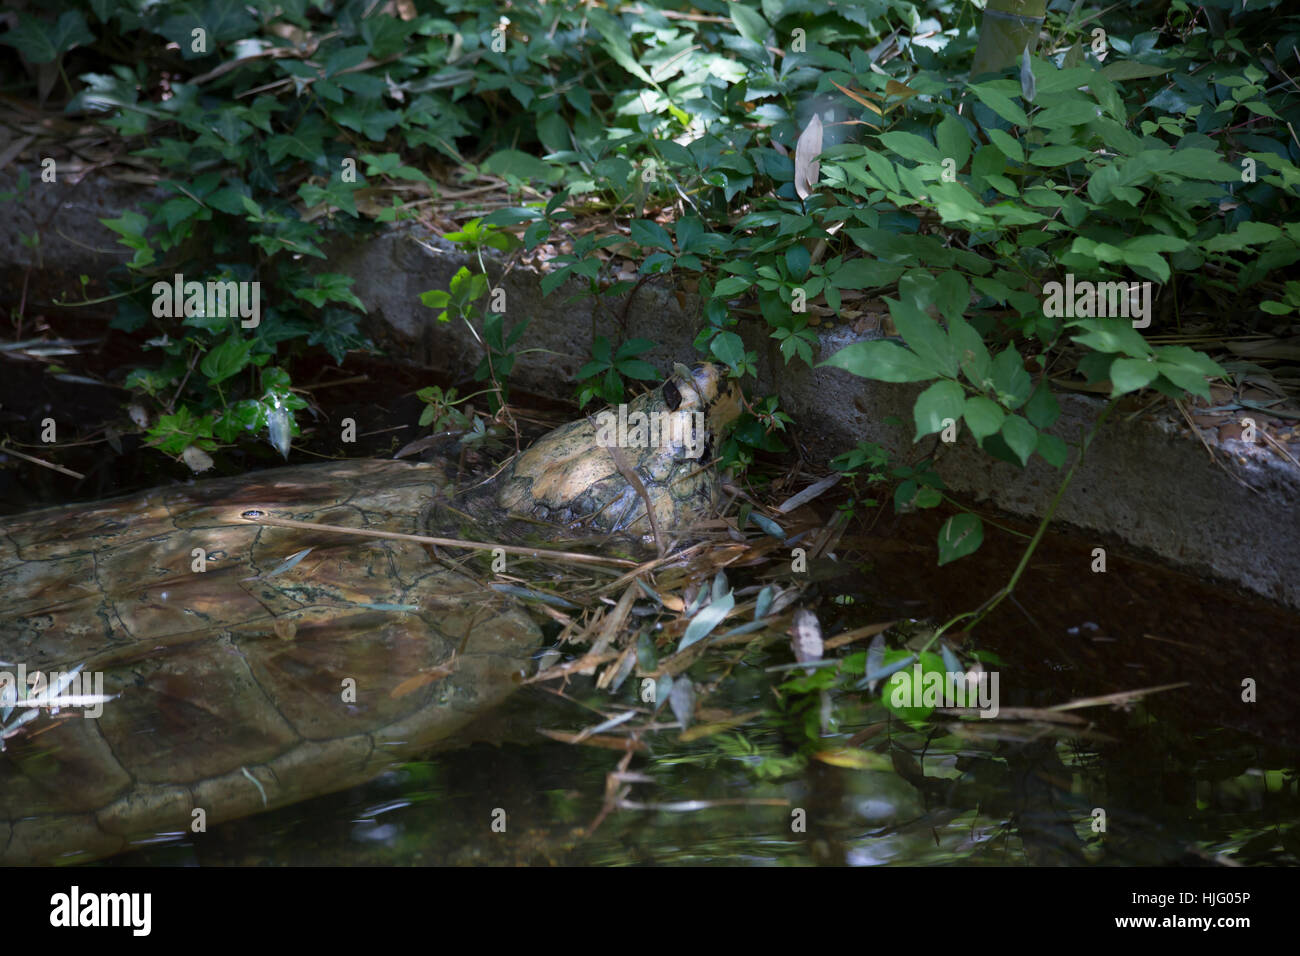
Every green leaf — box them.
[986,128,1024,163]
[0,11,95,63]
[937,514,983,566]
[200,335,255,385]
[614,338,655,360]
[889,297,957,378]
[963,396,1005,442]
[833,259,904,290]
[324,44,369,77]
[710,331,747,371]
[970,84,1029,127]
[1109,356,1158,396]
[1154,345,1224,379]
[1033,101,1101,129]
[1028,144,1091,166]
[1159,361,1216,403]
[157,196,203,231]
[990,348,1032,409]
[714,275,754,297]
[1036,431,1068,467]
[948,314,991,389]
[1201,221,1284,252]
[935,113,972,172]
[616,359,660,380]
[933,272,969,323]
[879,131,942,166]
[914,380,966,440]
[630,219,673,251]
[929,181,993,225]
[999,415,1037,466]
[482,149,552,183]
[876,652,930,718]
[1023,383,1061,430]
[1101,61,1174,82]
[821,340,936,383]
[863,150,900,191]
[729,3,770,48]
[1070,318,1153,358]
[586,8,655,85]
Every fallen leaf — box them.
[390,662,456,699]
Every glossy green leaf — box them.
[937,514,983,566]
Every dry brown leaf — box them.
[537,729,647,751]
[794,114,823,200]
[830,79,884,116]
[390,662,456,699]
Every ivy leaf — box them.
[729,3,770,48]
[0,11,95,63]
[200,335,255,385]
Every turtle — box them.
[0,363,741,864]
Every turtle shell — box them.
[496,363,741,534]
[0,460,539,864]
[0,363,740,864]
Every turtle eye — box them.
[663,379,682,411]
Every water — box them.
[5,340,1293,867]
[99,505,1299,866]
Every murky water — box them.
[97,506,1299,867]
[5,336,1294,867]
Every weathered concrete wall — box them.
[329,227,706,392]
[0,169,156,291]
[2,177,1296,609]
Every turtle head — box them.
[495,362,742,536]
[665,362,743,453]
